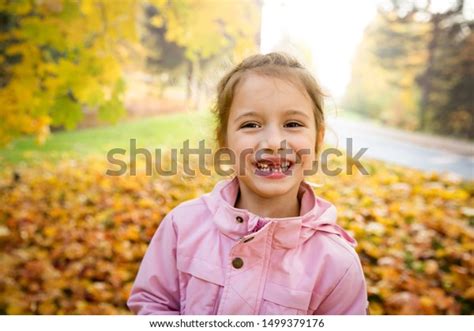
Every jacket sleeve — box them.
[127,213,180,315]
[314,259,368,315]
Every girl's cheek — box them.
[230,146,254,177]
[289,137,315,168]
[299,151,317,174]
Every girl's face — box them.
[226,73,318,200]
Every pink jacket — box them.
[127,177,368,315]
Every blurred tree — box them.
[144,0,262,109]
[0,0,139,145]
[422,4,473,138]
[344,11,428,130]
[139,2,187,97]
[374,3,431,130]
[443,26,474,138]
[0,0,261,145]
[410,0,468,134]
[344,0,473,139]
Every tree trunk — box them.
[418,15,440,131]
[186,59,193,103]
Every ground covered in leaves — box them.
[0,156,472,314]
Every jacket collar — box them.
[203,176,357,249]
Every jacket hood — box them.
[202,176,357,249]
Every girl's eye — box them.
[240,122,260,129]
[285,121,303,128]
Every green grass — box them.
[0,111,215,166]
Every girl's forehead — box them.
[231,73,313,112]
[235,72,303,94]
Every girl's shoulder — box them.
[312,229,362,269]
[164,179,229,227]
[164,192,215,228]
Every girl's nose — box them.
[259,125,285,151]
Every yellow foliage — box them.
[0,0,138,144]
[0,0,260,145]
[0,156,472,314]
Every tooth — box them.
[258,162,270,172]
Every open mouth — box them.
[253,159,294,177]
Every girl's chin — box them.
[236,171,302,198]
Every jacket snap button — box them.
[232,257,244,269]
[235,216,244,223]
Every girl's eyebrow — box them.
[285,109,311,119]
[235,111,259,122]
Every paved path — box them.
[325,117,474,180]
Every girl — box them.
[127,52,368,315]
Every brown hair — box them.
[212,52,326,154]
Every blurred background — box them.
[0,0,473,315]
